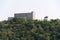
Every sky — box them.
[0,0,60,21]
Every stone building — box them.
[8,11,35,20]
[14,11,35,19]
[8,17,14,20]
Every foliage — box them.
[0,18,60,40]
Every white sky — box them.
[0,0,60,21]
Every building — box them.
[14,11,35,19]
[8,17,14,20]
[8,11,35,20]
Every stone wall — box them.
[14,11,34,19]
[8,11,35,20]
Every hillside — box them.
[0,18,60,40]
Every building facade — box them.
[8,11,35,20]
[14,11,35,19]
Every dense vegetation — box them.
[0,18,60,40]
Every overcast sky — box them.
[0,0,60,21]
